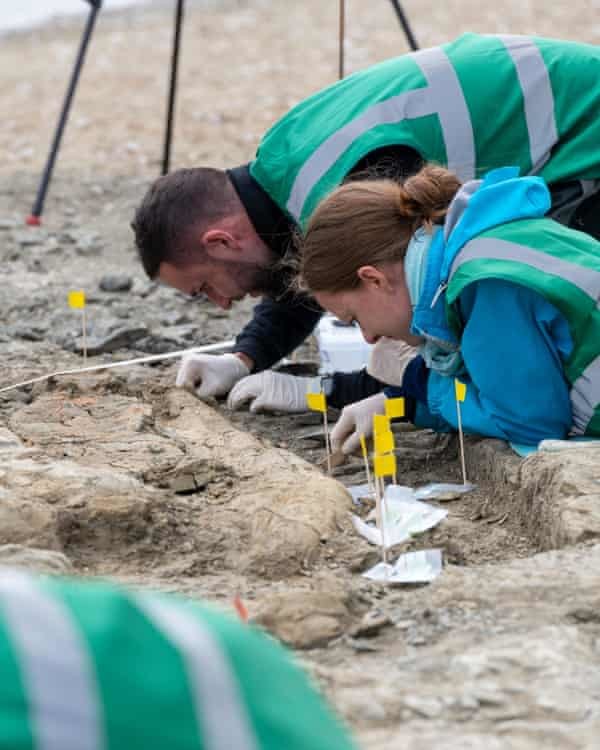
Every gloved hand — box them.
[367,337,418,387]
[330,392,386,455]
[175,353,250,400]
[228,371,322,413]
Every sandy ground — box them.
[2,2,600,748]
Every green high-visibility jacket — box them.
[250,33,600,228]
[446,218,600,436]
[0,571,357,750]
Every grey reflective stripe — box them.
[411,47,476,182]
[449,237,600,301]
[449,237,600,435]
[498,35,558,173]
[443,179,482,241]
[570,355,600,434]
[286,47,475,221]
[0,571,103,750]
[138,595,258,750]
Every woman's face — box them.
[313,262,423,346]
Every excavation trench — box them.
[1,361,599,749]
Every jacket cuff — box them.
[401,355,429,404]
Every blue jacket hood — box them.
[411,167,551,345]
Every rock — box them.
[253,588,361,649]
[99,274,133,293]
[144,390,352,578]
[136,282,158,298]
[73,326,148,354]
[7,324,47,342]
[75,232,102,255]
[147,459,216,493]
[0,544,72,574]
[161,311,193,326]
[13,230,44,247]
[134,335,183,354]
[349,609,392,638]
[57,230,77,244]
[345,637,380,653]
[0,219,16,230]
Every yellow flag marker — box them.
[454,378,467,484]
[372,413,390,436]
[68,289,88,363]
[306,391,331,474]
[385,397,405,419]
[68,290,86,309]
[374,429,394,456]
[306,392,326,413]
[374,453,397,478]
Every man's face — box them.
[157,229,279,310]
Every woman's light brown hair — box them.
[297,165,461,293]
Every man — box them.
[132,33,600,410]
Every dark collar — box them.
[227,164,294,258]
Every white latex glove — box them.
[228,371,321,413]
[367,337,418,387]
[175,353,250,400]
[330,392,386,455]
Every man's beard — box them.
[225,255,294,300]
[251,262,294,299]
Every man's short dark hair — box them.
[131,167,239,278]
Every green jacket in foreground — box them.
[0,570,357,750]
[251,33,600,228]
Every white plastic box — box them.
[316,315,373,374]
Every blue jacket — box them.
[388,169,574,445]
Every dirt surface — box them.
[2,2,600,748]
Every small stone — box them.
[76,233,101,255]
[13,231,43,247]
[99,274,133,293]
[253,589,358,649]
[134,336,182,354]
[160,311,192,326]
[349,609,392,638]
[394,619,417,629]
[402,695,444,719]
[8,324,47,342]
[136,282,158,298]
[57,231,77,244]
[345,636,380,652]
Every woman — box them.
[297,165,600,452]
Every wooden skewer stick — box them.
[323,407,332,475]
[454,379,468,485]
[374,474,387,565]
[360,434,374,494]
[338,0,345,80]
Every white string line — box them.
[0,340,236,395]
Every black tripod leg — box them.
[388,0,419,51]
[27,0,103,225]
[161,0,185,175]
